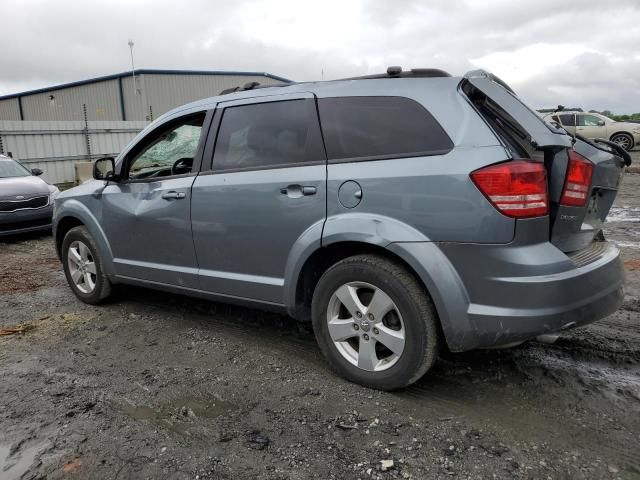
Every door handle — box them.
[280,185,317,197]
[162,191,186,200]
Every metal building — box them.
[0,69,290,122]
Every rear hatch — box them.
[461,71,629,253]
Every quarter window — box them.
[317,96,452,161]
[127,113,206,180]
[213,99,325,171]
[558,114,576,126]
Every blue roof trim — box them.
[0,69,293,100]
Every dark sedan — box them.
[0,155,58,237]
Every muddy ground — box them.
[1,171,639,480]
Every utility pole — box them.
[128,40,136,97]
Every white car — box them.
[542,111,640,151]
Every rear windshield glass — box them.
[317,96,453,161]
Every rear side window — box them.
[558,114,576,126]
[213,99,325,171]
[317,96,452,161]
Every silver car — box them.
[0,154,58,237]
[543,111,640,151]
[53,68,628,390]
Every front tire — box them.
[610,132,634,151]
[312,254,439,390]
[62,226,111,304]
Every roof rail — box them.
[219,81,293,95]
[338,67,451,81]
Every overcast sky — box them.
[1,0,639,112]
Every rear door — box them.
[462,75,627,252]
[191,93,327,304]
[558,113,577,136]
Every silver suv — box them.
[53,68,628,390]
[543,111,640,151]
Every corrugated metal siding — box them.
[0,120,148,184]
[120,75,147,121]
[141,74,283,119]
[0,98,21,120]
[19,79,122,121]
[1,73,286,121]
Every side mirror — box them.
[597,120,605,126]
[31,168,43,176]
[93,157,116,181]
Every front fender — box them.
[54,198,116,276]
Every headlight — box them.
[49,186,60,203]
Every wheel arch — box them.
[287,238,474,352]
[54,200,115,276]
[55,216,84,258]
[609,131,635,149]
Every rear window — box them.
[558,114,576,126]
[317,96,453,161]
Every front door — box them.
[191,94,327,304]
[101,110,210,288]
[576,113,605,140]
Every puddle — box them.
[613,240,640,249]
[607,206,640,223]
[115,395,229,435]
[1,442,46,480]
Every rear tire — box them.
[610,132,634,151]
[62,226,111,304]
[312,254,439,390]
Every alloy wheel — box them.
[326,281,405,372]
[67,240,97,294]
[611,134,632,151]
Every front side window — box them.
[558,114,576,126]
[213,99,325,171]
[127,113,205,180]
[317,96,453,161]
[578,114,603,127]
[0,157,31,178]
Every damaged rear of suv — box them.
[53,67,627,390]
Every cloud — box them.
[0,0,639,112]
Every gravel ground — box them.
[1,174,639,480]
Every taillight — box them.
[470,160,548,218]
[560,150,593,207]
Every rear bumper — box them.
[396,239,624,352]
[0,205,53,237]
[461,243,624,348]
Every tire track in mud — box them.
[118,289,640,472]
[395,341,640,474]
